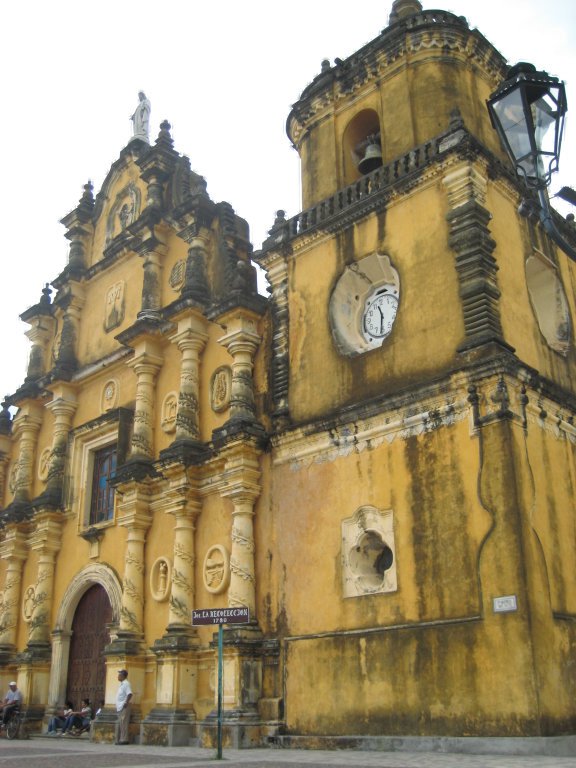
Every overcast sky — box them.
[1,0,575,398]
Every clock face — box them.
[363,292,398,340]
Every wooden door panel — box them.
[66,584,111,708]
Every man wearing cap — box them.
[0,682,22,727]
[115,670,132,745]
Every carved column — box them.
[144,467,200,747]
[21,286,56,383]
[47,628,72,714]
[0,529,28,661]
[11,402,43,503]
[217,312,261,423]
[170,313,208,443]
[255,245,290,427]
[53,284,85,379]
[61,181,94,274]
[139,249,163,319]
[27,516,62,652]
[166,478,200,632]
[115,484,153,640]
[0,401,12,510]
[221,449,261,615]
[43,386,77,502]
[128,344,163,461]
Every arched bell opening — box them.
[343,109,383,184]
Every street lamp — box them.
[487,62,576,261]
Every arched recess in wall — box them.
[47,564,122,711]
[342,109,383,186]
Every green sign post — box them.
[192,607,250,759]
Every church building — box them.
[1,0,576,746]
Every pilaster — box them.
[216,310,262,426]
[10,402,44,504]
[443,162,514,356]
[0,527,28,662]
[111,479,154,650]
[26,513,63,653]
[39,385,78,507]
[52,282,86,380]
[127,342,163,462]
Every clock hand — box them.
[377,304,384,334]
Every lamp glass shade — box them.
[488,65,567,188]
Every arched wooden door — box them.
[66,584,112,709]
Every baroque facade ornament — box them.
[210,366,232,413]
[150,557,172,602]
[203,545,230,595]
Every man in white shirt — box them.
[0,682,22,726]
[115,670,132,745]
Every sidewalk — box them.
[2,737,576,768]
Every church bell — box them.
[358,141,383,174]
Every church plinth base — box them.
[141,708,197,746]
[91,706,141,744]
[200,710,264,749]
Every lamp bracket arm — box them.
[537,188,576,262]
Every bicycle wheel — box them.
[6,715,19,740]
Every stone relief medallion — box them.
[22,585,36,624]
[38,447,52,482]
[161,392,178,433]
[150,557,172,602]
[342,506,397,598]
[101,379,119,412]
[104,281,125,332]
[169,259,186,291]
[210,367,232,413]
[203,545,230,594]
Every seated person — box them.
[62,698,92,735]
[47,701,74,734]
[0,682,22,726]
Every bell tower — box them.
[255,1,576,739]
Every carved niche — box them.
[341,506,397,598]
[104,281,125,332]
[160,392,178,434]
[150,557,172,602]
[210,366,232,413]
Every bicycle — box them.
[5,709,26,740]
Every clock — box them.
[328,252,400,356]
[363,291,398,341]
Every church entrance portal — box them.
[66,584,112,708]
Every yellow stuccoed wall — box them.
[1,3,576,747]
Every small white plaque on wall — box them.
[493,595,517,613]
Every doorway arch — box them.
[48,564,122,713]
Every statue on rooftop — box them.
[130,91,151,142]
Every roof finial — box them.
[389,0,423,25]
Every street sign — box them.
[190,606,250,760]
[191,606,250,625]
